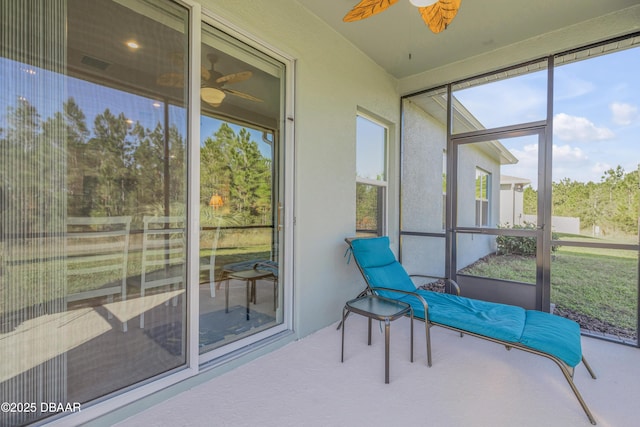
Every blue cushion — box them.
[398,290,526,343]
[520,310,582,367]
[362,261,418,297]
[350,237,396,268]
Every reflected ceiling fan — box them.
[156,53,263,107]
[343,0,461,34]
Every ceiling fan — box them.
[343,0,461,34]
[156,53,263,107]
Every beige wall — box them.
[200,0,401,337]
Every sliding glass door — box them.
[1,1,190,425]
[1,1,291,425]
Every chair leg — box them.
[558,361,597,425]
[582,356,597,379]
[425,322,432,367]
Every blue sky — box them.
[454,46,640,189]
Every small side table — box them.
[226,269,274,320]
[341,294,413,383]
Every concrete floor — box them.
[115,314,640,427]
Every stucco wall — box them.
[201,0,401,338]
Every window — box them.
[475,168,490,226]
[356,114,387,236]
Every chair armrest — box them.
[369,286,429,312]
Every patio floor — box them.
[115,314,640,427]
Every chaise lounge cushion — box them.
[410,290,526,343]
[520,310,582,367]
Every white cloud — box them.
[553,113,615,141]
[592,162,612,175]
[610,102,639,125]
[553,144,588,162]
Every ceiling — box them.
[298,0,640,80]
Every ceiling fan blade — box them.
[201,87,226,107]
[343,0,399,22]
[157,67,211,88]
[419,0,461,33]
[156,72,184,88]
[216,71,253,84]
[223,88,263,103]
[201,67,211,82]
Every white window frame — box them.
[356,112,389,236]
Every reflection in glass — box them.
[356,183,382,237]
[1,1,188,424]
[355,114,387,237]
[356,115,386,181]
[198,23,284,354]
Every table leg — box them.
[246,280,250,320]
[225,279,230,313]
[410,309,414,363]
[384,318,390,384]
[368,317,372,345]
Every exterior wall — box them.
[523,214,580,235]
[401,100,502,274]
[500,185,526,226]
[202,0,401,338]
[400,100,446,277]
[456,146,500,269]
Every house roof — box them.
[501,175,532,185]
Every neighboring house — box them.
[500,175,531,227]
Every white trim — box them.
[187,0,202,373]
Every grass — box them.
[459,246,638,332]
[1,228,273,315]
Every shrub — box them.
[496,222,560,256]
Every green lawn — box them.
[459,247,638,332]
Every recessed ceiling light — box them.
[152,102,162,108]
[126,41,140,49]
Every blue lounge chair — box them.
[346,236,598,425]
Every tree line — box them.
[0,97,272,235]
[523,166,639,236]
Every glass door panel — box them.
[198,23,285,354]
[1,1,189,425]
